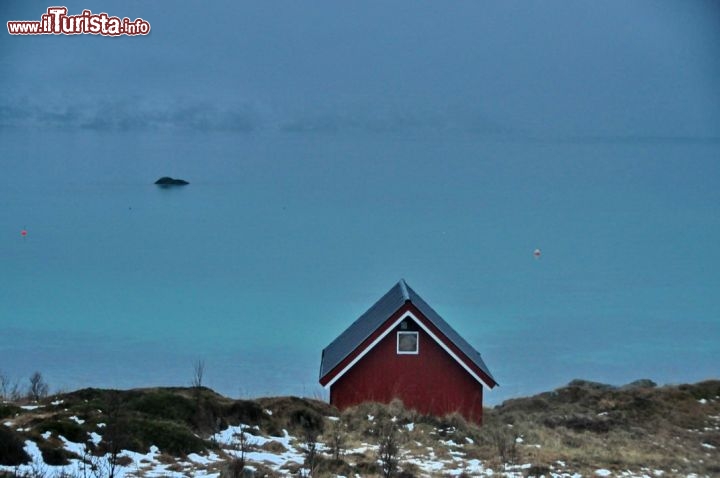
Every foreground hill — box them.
[1,379,718,477]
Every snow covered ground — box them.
[4,391,719,478]
[0,416,690,478]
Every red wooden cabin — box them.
[319,279,497,423]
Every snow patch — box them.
[22,440,44,464]
[595,469,612,477]
[348,444,370,454]
[187,452,220,465]
[441,439,461,447]
[60,435,87,457]
[90,432,102,445]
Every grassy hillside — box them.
[485,379,720,476]
[1,379,718,477]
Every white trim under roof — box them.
[323,310,493,389]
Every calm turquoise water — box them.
[1,128,718,404]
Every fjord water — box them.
[1,128,718,403]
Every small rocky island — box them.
[154,177,189,186]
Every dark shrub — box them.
[315,456,353,476]
[354,458,380,475]
[289,407,324,435]
[525,465,551,477]
[544,414,611,433]
[0,404,21,420]
[622,379,657,390]
[36,418,87,443]
[624,394,659,420]
[124,418,208,455]
[38,440,77,466]
[0,427,30,466]
[127,391,196,424]
[258,396,332,436]
[226,400,264,426]
[62,388,124,417]
[64,387,107,401]
[259,440,287,453]
[567,379,614,391]
[682,380,720,400]
[220,456,249,478]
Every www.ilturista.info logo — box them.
[7,7,150,36]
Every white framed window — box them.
[397,331,419,354]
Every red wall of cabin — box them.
[329,319,485,423]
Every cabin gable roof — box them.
[319,279,497,388]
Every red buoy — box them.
[533,248,541,259]
[20,229,28,237]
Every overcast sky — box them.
[3,1,719,138]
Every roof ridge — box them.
[319,279,497,388]
[398,278,410,302]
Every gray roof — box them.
[319,279,497,386]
